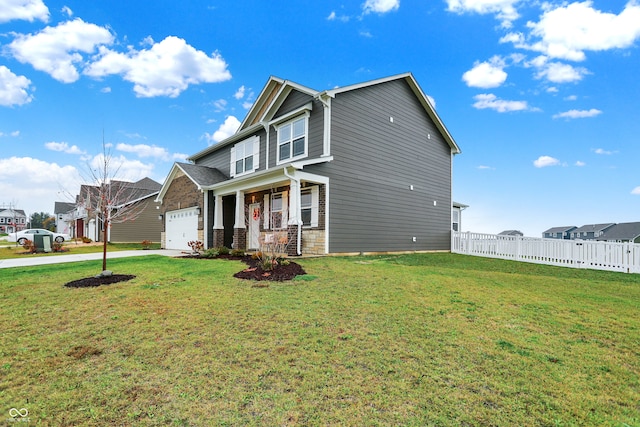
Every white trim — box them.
[268,102,313,127]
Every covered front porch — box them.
[204,166,328,256]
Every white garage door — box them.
[166,207,199,250]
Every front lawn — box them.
[1,253,638,426]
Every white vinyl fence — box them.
[451,231,640,274]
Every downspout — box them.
[283,166,302,256]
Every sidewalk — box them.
[0,249,185,269]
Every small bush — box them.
[81,237,92,243]
[141,240,152,250]
[230,248,245,257]
[202,248,219,259]
[188,240,204,253]
[217,246,230,255]
[22,239,36,253]
[52,242,64,252]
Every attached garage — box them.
[165,207,198,250]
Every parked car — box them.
[7,228,71,245]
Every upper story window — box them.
[277,116,307,164]
[230,136,259,177]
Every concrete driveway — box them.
[0,249,186,269]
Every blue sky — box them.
[1,0,639,237]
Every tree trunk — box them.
[102,217,108,271]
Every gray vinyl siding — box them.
[109,198,162,243]
[319,79,453,253]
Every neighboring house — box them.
[543,226,576,240]
[54,202,75,235]
[596,222,640,243]
[157,73,461,254]
[0,208,27,233]
[499,230,523,237]
[452,202,468,232]
[570,223,615,240]
[70,178,162,243]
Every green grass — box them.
[0,242,161,259]
[1,253,639,426]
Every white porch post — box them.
[213,194,223,230]
[234,190,245,229]
[288,178,301,226]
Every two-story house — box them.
[570,223,615,240]
[156,73,461,255]
[596,222,640,243]
[543,226,577,240]
[0,208,27,233]
[63,177,162,243]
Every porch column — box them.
[212,194,224,248]
[233,190,246,250]
[286,175,302,256]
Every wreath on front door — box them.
[252,207,260,220]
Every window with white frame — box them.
[300,186,319,227]
[230,136,259,177]
[277,116,307,163]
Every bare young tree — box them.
[80,139,150,272]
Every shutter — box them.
[253,137,260,170]
[263,193,270,229]
[311,186,319,227]
[229,146,236,177]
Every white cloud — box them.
[8,18,114,83]
[363,0,400,14]
[0,66,33,107]
[552,108,602,119]
[100,87,111,93]
[0,130,20,137]
[0,0,49,23]
[462,56,508,88]
[327,11,350,22]
[564,95,578,101]
[575,161,586,166]
[426,95,436,109]
[212,99,227,112]
[204,116,241,144]
[0,156,82,215]
[446,0,520,27]
[533,59,589,83]
[533,155,560,168]
[45,141,85,155]
[87,154,155,183]
[61,5,72,16]
[115,143,170,160]
[234,85,245,100]
[477,165,495,170]
[85,36,232,97]
[632,186,640,195]
[472,93,530,112]
[594,148,615,155]
[525,1,640,61]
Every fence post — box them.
[466,232,472,255]
[515,236,522,261]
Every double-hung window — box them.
[300,186,319,227]
[230,136,259,177]
[277,116,307,163]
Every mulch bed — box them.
[64,274,136,288]
[63,255,305,288]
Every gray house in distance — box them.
[543,226,577,240]
[570,223,615,240]
[596,222,640,243]
[157,73,461,254]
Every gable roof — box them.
[77,178,162,209]
[597,222,640,241]
[499,230,523,236]
[0,209,26,218]
[54,202,75,214]
[189,72,460,162]
[156,162,228,202]
[543,226,577,234]
[572,223,615,233]
[323,72,461,154]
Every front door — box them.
[248,203,260,249]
